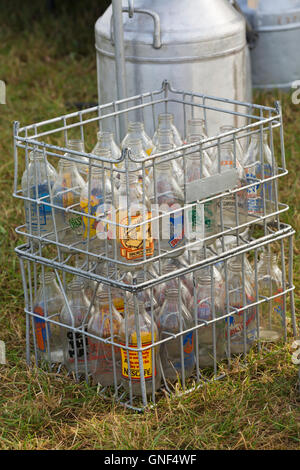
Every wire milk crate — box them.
[13,81,297,411]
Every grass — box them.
[0,0,299,450]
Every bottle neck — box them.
[39,272,56,284]
[187,119,206,138]
[58,158,76,170]
[97,131,113,144]
[158,113,174,127]
[67,139,85,153]
[259,252,277,269]
[128,122,144,133]
[29,149,45,162]
[165,289,179,301]
[126,138,144,157]
[155,143,173,170]
[67,280,85,292]
[157,129,174,146]
[252,133,268,145]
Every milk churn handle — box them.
[128,0,134,18]
[110,6,162,49]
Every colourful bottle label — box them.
[274,288,284,324]
[26,184,52,230]
[119,213,154,260]
[173,332,195,371]
[66,331,88,363]
[168,210,185,248]
[197,301,212,321]
[120,332,156,380]
[225,297,256,343]
[34,305,48,352]
[80,193,104,239]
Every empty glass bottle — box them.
[193,248,224,292]
[52,158,85,250]
[257,251,284,342]
[119,299,161,396]
[129,269,159,318]
[226,255,257,355]
[219,125,244,165]
[80,149,112,254]
[194,265,226,368]
[185,142,218,250]
[157,289,195,382]
[155,258,193,312]
[120,138,152,193]
[152,129,183,186]
[92,131,122,186]
[66,139,89,178]
[121,121,153,156]
[213,232,252,278]
[60,280,91,375]
[87,290,122,387]
[92,131,121,162]
[95,262,126,315]
[21,149,57,242]
[150,144,185,258]
[152,113,183,148]
[243,133,276,220]
[211,141,247,229]
[33,272,64,363]
[186,118,213,162]
[114,167,154,270]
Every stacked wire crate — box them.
[13,81,297,411]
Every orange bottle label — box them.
[119,212,154,260]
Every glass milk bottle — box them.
[155,258,193,312]
[114,167,154,271]
[92,131,121,162]
[152,113,183,148]
[66,139,89,178]
[186,118,213,162]
[194,265,225,368]
[21,149,57,242]
[243,133,276,220]
[92,131,121,185]
[152,129,183,187]
[52,158,85,250]
[80,149,112,255]
[185,142,218,249]
[121,138,152,193]
[60,280,91,375]
[211,141,248,229]
[151,144,185,258]
[130,269,159,318]
[226,256,257,355]
[95,262,126,315]
[157,289,195,382]
[257,251,285,342]
[121,121,153,156]
[33,272,64,363]
[87,290,122,387]
[219,125,244,165]
[119,298,161,396]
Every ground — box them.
[0,0,299,450]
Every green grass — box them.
[0,0,299,450]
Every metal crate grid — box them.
[12,81,296,411]
[19,227,296,411]
[13,81,289,285]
